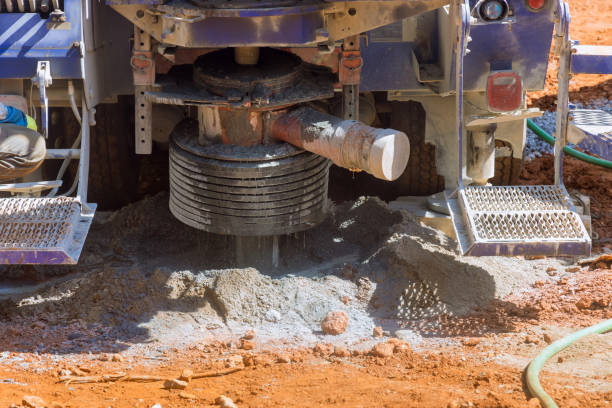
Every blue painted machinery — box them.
[0,0,609,264]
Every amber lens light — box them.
[486,72,523,112]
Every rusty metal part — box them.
[194,48,303,97]
[270,107,410,181]
[234,47,260,65]
[169,120,330,236]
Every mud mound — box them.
[1,194,567,348]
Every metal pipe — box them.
[45,149,80,160]
[270,107,409,181]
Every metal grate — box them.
[447,185,591,256]
[0,198,79,249]
[462,185,571,212]
[571,109,612,127]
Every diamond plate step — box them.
[0,197,96,264]
[568,109,612,161]
[447,185,590,256]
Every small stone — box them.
[179,369,193,382]
[22,396,45,408]
[370,342,394,358]
[525,335,539,345]
[240,339,255,350]
[340,295,350,305]
[565,267,580,273]
[264,309,281,322]
[557,356,564,363]
[179,392,196,400]
[372,326,383,338]
[313,343,332,355]
[321,310,349,335]
[527,398,542,407]
[241,330,255,340]
[151,404,163,408]
[111,353,123,362]
[462,338,481,347]
[98,354,110,361]
[332,346,350,358]
[546,267,557,276]
[49,402,64,408]
[394,329,414,341]
[543,333,554,344]
[215,395,237,408]
[58,369,71,377]
[576,298,592,310]
[476,372,490,382]
[447,401,461,408]
[163,379,188,390]
[276,355,291,364]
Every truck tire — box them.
[491,140,523,186]
[389,101,445,196]
[88,97,140,210]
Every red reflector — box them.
[486,72,523,112]
[527,0,546,10]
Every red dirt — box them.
[526,0,612,111]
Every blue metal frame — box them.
[0,0,82,79]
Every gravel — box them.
[525,98,612,161]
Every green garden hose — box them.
[525,318,612,408]
[526,119,612,169]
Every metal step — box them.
[568,109,612,161]
[447,185,590,257]
[570,45,612,75]
[0,197,96,264]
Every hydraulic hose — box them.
[526,119,612,169]
[525,318,612,408]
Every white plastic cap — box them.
[368,129,410,181]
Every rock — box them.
[546,267,557,276]
[525,335,539,345]
[321,310,349,335]
[58,369,72,377]
[276,355,291,364]
[394,329,415,341]
[163,379,188,390]
[332,346,350,358]
[565,267,580,273]
[179,392,196,400]
[215,395,237,408]
[179,369,193,382]
[557,356,564,363]
[576,298,592,310]
[313,343,333,355]
[241,330,256,340]
[264,309,281,323]
[98,354,110,361]
[240,339,255,350]
[151,404,163,408]
[49,402,64,408]
[372,326,383,338]
[111,353,123,362]
[22,396,45,408]
[527,398,542,407]
[226,355,244,367]
[543,333,554,344]
[340,296,350,305]
[370,342,394,358]
[447,401,461,408]
[462,338,481,347]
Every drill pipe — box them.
[270,107,409,181]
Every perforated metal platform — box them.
[568,109,612,161]
[447,185,591,256]
[0,197,95,264]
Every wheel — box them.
[491,140,523,185]
[88,97,140,210]
[389,101,445,196]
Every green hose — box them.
[526,119,612,169]
[525,318,612,408]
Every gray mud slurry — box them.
[0,193,570,352]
